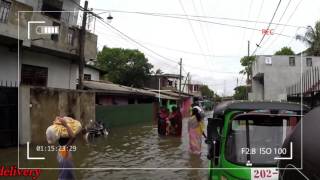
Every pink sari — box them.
[188,116,203,155]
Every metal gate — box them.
[0,85,18,147]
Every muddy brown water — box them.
[1,114,212,180]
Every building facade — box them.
[0,0,97,89]
[146,74,184,91]
[0,0,99,145]
[249,55,320,101]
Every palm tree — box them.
[296,21,320,56]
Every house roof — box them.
[154,73,184,79]
[83,80,154,97]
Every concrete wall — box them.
[250,79,264,100]
[19,86,31,144]
[0,45,18,85]
[22,49,78,89]
[83,67,100,81]
[26,87,95,144]
[251,55,320,101]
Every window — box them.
[51,22,60,41]
[265,57,272,65]
[21,64,48,86]
[84,74,91,81]
[67,28,75,45]
[289,57,295,66]
[0,0,11,23]
[41,0,63,20]
[306,58,312,67]
[168,80,173,86]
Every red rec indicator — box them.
[261,29,274,35]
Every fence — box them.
[286,66,320,108]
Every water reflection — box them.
[2,116,210,179]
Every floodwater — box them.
[1,112,212,180]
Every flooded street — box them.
[1,113,212,180]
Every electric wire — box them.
[251,0,283,56]
[261,0,303,54]
[91,8,304,29]
[259,0,293,54]
[178,0,206,59]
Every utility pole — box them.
[182,72,190,92]
[78,0,88,90]
[179,58,182,104]
[246,40,250,99]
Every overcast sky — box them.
[84,0,320,96]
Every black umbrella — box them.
[279,107,320,180]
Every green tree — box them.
[97,46,153,88]
[200,85,214,98]
[233,85,247,100]
[274,46,295,55]
[155,68,163,75]
[296,20,320,56]
[239,56,256,83]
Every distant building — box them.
[0,0,97,89]
[249,55,320,101]
[146,73,184,91]
[183,82,203,97]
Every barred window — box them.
[289,57,295,66]
[21,64,48,87]
[306,58,312,67]
[0,0,11,23]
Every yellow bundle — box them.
[52,117,82,137]
[46,117,82,144]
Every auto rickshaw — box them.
[206,101,310,180]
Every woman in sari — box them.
[188,107,206,154]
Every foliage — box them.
[200,85,214,98]
[239,56,256,80]
[233,85,248,100]
[274,46,295,55]
[296,20,320,56]
[96,46,153,88]
[155,68,163,75]
[213,93,222,102]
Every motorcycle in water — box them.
[84,120,108,142]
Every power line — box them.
[178,0,205,58]
[191,0,211,54]
[261,0,303,54]
[259,0,292,54]
[91,8,304,29]
[251,0,283,56]
[95,27,242,58]
[97,19,179,65]
[96,19,240,74]
[198,0,213,55]
[238,0,254,55]
[139,40,241,58]
[95,20,179,70]
[249,0,265,42]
